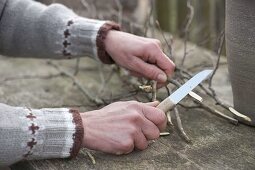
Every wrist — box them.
[96,21,120,64]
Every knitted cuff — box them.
[69,109,84,158]
[21,108,84,160]
[96,21,121,64]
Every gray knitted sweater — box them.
[0,0,119,166]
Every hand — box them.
[80,101,166,155]
[105,30,175,84]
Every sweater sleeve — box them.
[0,103,84,166]
[0,0,120,64]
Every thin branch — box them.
[47,61,104,105]
[181,0,194,66]
[95,63,106,99]
[168,76,239,124]
[74,57,81,76]
[80,150,96,165]
[160,132,170,136]
[0,73,62,85]
[156,20,174,62]
[114,0,123,25]
[151,80,157,101]
[208,30,225,91]
[174,106,192,143]
[166,111,174,127]
[195,101,238,125]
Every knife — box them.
[157,70,213,113]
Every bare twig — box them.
[80,150,96,165]
[143,0,154,36]
[229,107,252,123]
[80,0,97,18]
[168,76,239,124]
[156,20,174,61]
[151,80,157,101]
[189,91,203,103]
[174,106,192,143]
[208,31,225,91]
[74,58,81,76]
[0,73,61,85]
[160,132,170,136]
[166,111,174,127]
[114,0,123,25]
[181,0,194,66]
[95,63,107,99]
[47,61,104,105]
[195,101,238,125]
[86,151,96,165]
[139,85,153,93]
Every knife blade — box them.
[157,69,213,113]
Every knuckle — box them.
[147,40,161,49]
[148,68,159,79]
[157,109,167,124]
[155,109,167,131]
[125,56,137,69]
[138,141,148,150]
[129,126,139,136]
[153,39,162,47]
[129,101,142,110]
[128,59,139,69]
[152,128,160,139]
[120,139,134,153]
[130,111,143,123]
[128,100,139,106]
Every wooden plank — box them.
[11,105,255,170]
[8,38,255,170]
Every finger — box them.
[116,138,135,155]
[133,129,148,150]
[128,70,143,78]
[138,38,175,77]
[128,57,168,83]
[145,101,160,107]
[141,104,167,131]
[141,119,160,140]
[148,51,175,78]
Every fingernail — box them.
[157,74,167,82]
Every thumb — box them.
[145,101,160,107]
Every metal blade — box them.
[169,70,212,104]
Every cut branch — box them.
[47,61,104,105]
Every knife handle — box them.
[156,98,175,113]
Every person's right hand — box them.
[80,101,166,155]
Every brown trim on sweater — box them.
[69,109,84,158]
[96,21,121,64]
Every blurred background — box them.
[157,0,225,50]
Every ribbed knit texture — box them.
[0,0,112,61]
[0,104,84,166]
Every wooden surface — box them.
[0,38,253,169]
[1,1,251,170]
[11,105,255,170]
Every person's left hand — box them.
[105,30,175,86]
